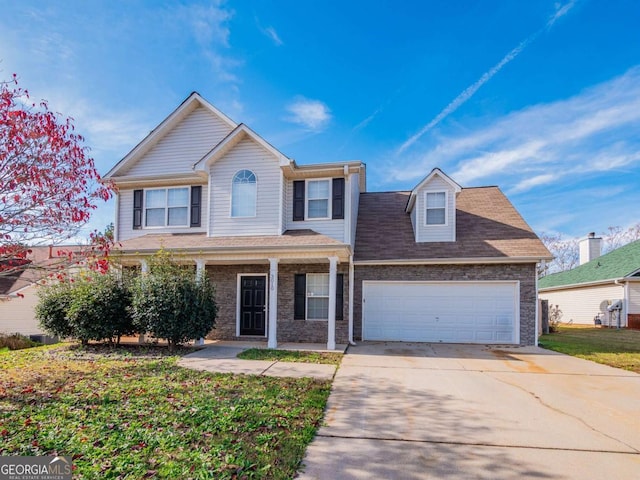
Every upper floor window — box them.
[145,187,189,227]
[231,169,257,217]
[307,180,330,219]
[425,191,446,225]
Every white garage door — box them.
[363,281,519,344]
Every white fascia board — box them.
[109,172,208,188]
[538,278,624,292]
[354,257,543,266]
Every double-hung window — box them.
[425,191,446,226]
[306,273,330,320]
[307,180,330,219]
[145,187,189,227]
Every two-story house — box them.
[105,93,551,349]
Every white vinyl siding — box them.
[0,286,46,336]
[117,187,208,240]
[539,284,626,326]
[349,173,360,247]
[210,138,280,236]
[363,281,518,344]
[124,106,233,177]
[284,180,345,242]
[415,175,456,242]
[629,282,640,314]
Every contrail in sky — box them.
[397,1,576,155]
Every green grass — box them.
[237,348,343,365]
[0,344,331,479]
[539,326,640,373]
[0,347,8,354]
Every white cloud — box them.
[386,66,640,194]
[286,97,332,131]
[264,26,283,46]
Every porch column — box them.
[139,259,148,344]
[194,259,206,346]
[268,258,279,349]
[327,256,338,351]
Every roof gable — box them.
[194,123,291,171]
[105,92,237,178]
[539,239,640,289]
[406,168,462,213]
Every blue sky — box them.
[1,0,639,241]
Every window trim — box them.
[143,187,190,229]
[305,273,330,321]
[424,190,448,227]
[305,178,332,221]
[230,169,258,218]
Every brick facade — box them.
[353,263,538,346]
[205,263,349,344]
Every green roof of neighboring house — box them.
[539,239,640,290]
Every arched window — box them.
[231,169,257,217]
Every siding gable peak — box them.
[105,92,237,179]
[405,168,461,213]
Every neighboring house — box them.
[0,247,65,339]
[105,92,551,349]
[539,235,640,329]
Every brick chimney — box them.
[579,232,602,265]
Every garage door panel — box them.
[363,281,518,344]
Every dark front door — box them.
[240,276,266,336]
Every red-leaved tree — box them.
[0,74,115,278]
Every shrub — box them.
[66,273,134,345]
[131,253,216,350]
[0,333,41,350]
[36,281,75,339]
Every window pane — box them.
[168,188,188,207]
[146,189,166,208]
[308,180,329,200]
[308,199,328,218]
[168,207,188,226]
[232,181,256,217]
[426,208,445,225]
[307,274,329,296]
[146,208,165,226]
[308,298,329,320]
[427,192,446,208]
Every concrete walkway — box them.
[300,342,640,480]
[178,342,344,380]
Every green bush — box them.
[131,253,217,350]
[36,281,75,339]
[67,273,134,345]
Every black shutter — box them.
[133,190,143,229]
[332,178,345,220]
[190,186,202,227]
[293,181,305,221]
[294,274,306,320]
[336,273,344,320]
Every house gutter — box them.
[615,279,630,327]
[535,265,540,347]
[354,256,551,266]
[539,277,627,292]
[348,255,356,346]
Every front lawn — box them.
[0,344,331,479]
[237,348,342,365]
[539,326,640,373]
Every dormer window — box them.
[425,191,447,226]
[231,169,257,217]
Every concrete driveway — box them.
[300,342,640,479]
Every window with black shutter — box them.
[293,181,305,221]
[190,186,202,227]
[133,190,143,229]
[332,178,345,220]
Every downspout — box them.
[614,279,628,327]
[535,263,540,347]
[348,254,356,345]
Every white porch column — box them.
[139,259,149,344]
[327,256,338,351]
[195,259,206,346]
[268,258,279,349]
